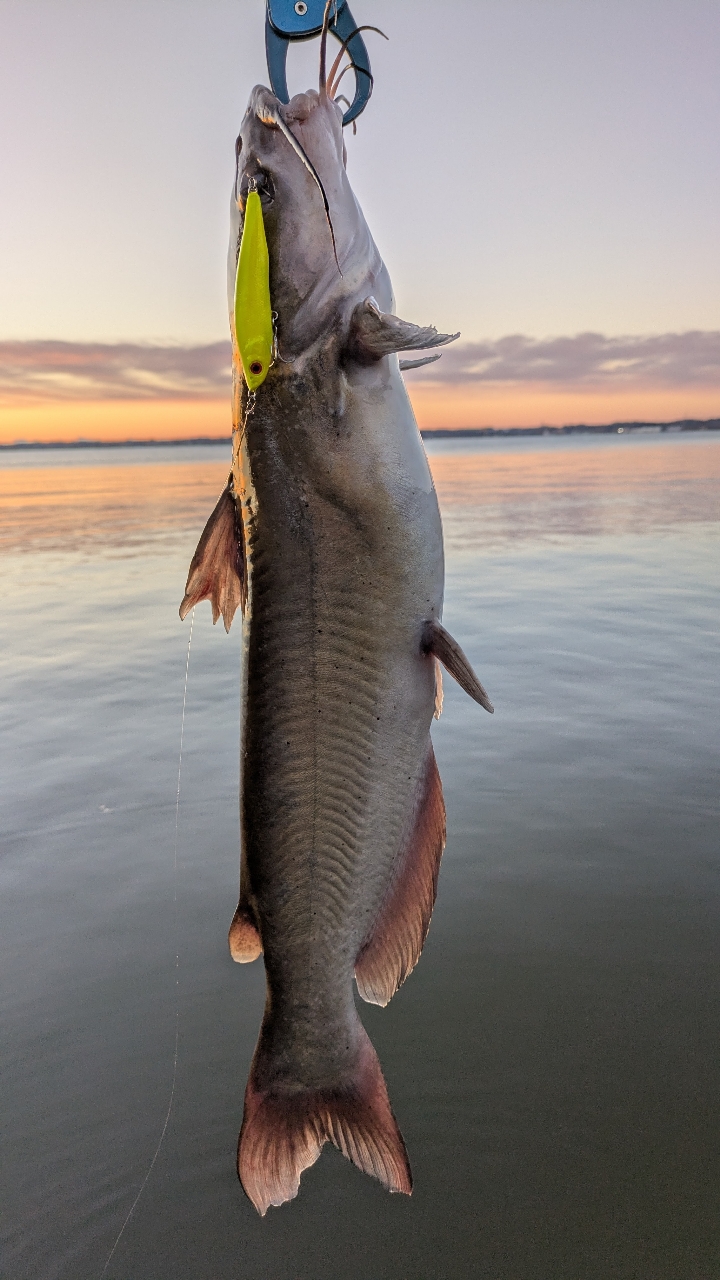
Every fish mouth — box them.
[240,85,341,273]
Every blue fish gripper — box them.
[265,0,373,126]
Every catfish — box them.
[181,31,492,1215]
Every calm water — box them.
[1,434,719,1279]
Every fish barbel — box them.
[180,44,492,1216]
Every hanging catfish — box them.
[179,44,494,1214]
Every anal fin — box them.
[355,743,446,1007]
[424,621,494,713]
[179,475,246,633]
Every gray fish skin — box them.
[181,82,489,1214]
[237,340,442,1197]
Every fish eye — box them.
[237,169,275,211]
[250,361,263,375]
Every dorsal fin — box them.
[347,297,459,365]
[354,742,446,1007]
[423,621,494,713]
[179,475,246,633]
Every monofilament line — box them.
[100,607,195,1278]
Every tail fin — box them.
[237,1024,412,1214]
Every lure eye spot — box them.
[250,362,263,375]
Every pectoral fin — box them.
[347,297,459,365]
[179,475,246,632]
[423,621,494,713]
[399,354,443,372]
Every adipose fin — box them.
[228,902,263,963]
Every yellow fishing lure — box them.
[234,189,273,391]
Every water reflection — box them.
[2,433,719,1280]
[2,435,718,555]
[0,447,231,554]
[430,434,720,549]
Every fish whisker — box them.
[326,27,386,101]
[318,0,336,99]
[256,97,342,276]
[330,61,375,102]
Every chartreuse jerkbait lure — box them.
[234,188,273,391]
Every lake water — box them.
[2,433,719,1279]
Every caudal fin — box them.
[237,1025,412,1214]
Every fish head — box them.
[230,83,391,358]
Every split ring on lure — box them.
[234,188,274,391]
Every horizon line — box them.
[2,418,720,451]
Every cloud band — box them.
[1,331,719,403]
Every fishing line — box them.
[99,607,195,1279]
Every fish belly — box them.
[235,375,442,1211]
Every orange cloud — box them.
[1,332,719,444]
[3,386,719,447]
[408,383,720,431]
[0,398,230,446]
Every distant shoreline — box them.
[1,418,719,451]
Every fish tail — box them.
[237,1023,412,1214]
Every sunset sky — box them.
[1,0,719,443]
